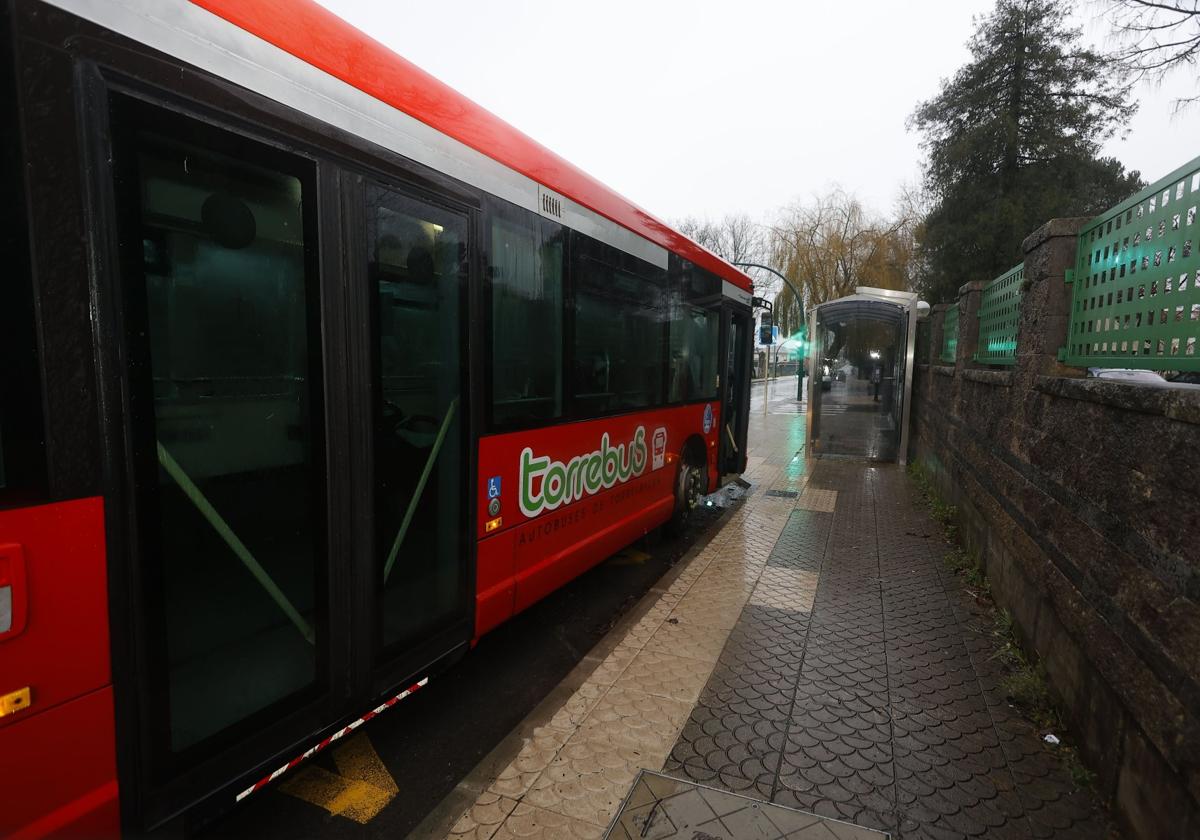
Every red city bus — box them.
[0,0,755,835]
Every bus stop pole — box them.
[763,349,770,415]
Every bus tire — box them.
[667,454,705,535]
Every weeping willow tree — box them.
[769,187,918,320]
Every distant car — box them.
[1087,368,1200,390]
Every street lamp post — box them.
[730,261,806,413]
[730,262,804,316]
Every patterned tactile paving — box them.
[663,460,1115,839]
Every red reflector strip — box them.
[234,677,428,803]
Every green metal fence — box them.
[974,263,1024,365]
[940,304,959,363]
[1063,155,1200,371]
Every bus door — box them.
[104,94,472,828]
[109,99,340,826]
[363,180,472,694]
[720,307,752,476]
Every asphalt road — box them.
[196,504,731,839]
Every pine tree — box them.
[911,0,1143,302]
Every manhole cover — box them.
[765,490,799,498]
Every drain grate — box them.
[765,489,799,498]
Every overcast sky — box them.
[314,0,1200,225]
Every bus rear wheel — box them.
[667,456,705,535]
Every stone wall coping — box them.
[1035,375,1200,425]
[962,369,1014,388]
[1022,216,1091,254]
[957,279,989,297]
[933,364,956,378]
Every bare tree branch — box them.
[1103,0,1200,109]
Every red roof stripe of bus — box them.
[187,0,752,292]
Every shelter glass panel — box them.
[811,305,903,461]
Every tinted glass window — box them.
[490,212,563,425]
[669,266,721,402]
[368,184,467,652]
[669,304,720,401]
[572,255,667,413]
[121,116,323,754]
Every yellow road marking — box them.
[608,548,651,566]
[278,734,398,824]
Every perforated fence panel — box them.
[1065,156,1200,371]
[940,304,959,364]
[974,263,1023,366]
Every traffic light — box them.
[759,313,774,345]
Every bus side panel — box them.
[0,497,117,838]
[475,403,719,625]
[511,486,674,615]
[3,688,120,840]
[475,529,516,637]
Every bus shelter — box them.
[805,287,926,465]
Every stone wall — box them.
[909,218,1200,840]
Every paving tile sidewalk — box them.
[441,407,1114,840]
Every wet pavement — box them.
[437,384,1114,840]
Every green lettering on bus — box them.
[519,426,651,518]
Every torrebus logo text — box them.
[519,427,650,518]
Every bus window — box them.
[669,305,720,402]
[669,267,721,403]
[490,212,564,426]
[117,111,324,755]
[367,183,467,653]
[572,257,667,414]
